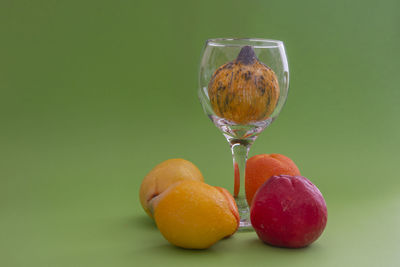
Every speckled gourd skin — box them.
[208,46,280,124]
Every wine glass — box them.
[198,38,289,231]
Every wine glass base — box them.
[234,195,254,232]
[238,221,253,232]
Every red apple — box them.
[250,175,327,248]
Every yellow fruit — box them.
[153,180,239,249]
[139,159,204,218]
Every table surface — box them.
[1,0,400,266]
[2,183,400,266]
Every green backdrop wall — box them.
[1,0,399,266]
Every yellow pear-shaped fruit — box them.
[153,180,239,249]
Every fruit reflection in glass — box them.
[198,38,289,231]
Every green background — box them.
[1,0,399,266]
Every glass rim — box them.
[206,38,284,48]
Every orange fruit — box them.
[245,154,300,206]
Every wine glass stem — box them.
[230,139,253,231]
